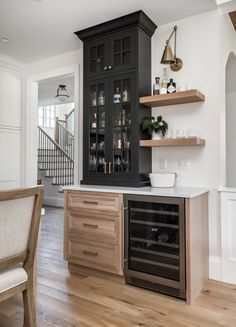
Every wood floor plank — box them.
[0,206,236,327]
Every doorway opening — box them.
[37,74,75,207]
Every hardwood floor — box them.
[0,206,236,326]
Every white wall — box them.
[152,9,236,280]
[0,54,26,189]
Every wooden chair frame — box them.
[0,186,44,327]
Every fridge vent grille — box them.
[127,277,181,298]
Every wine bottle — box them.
[91,113,97,128]
[167,79,176,93]
[98,91,105,105]
[122,86,129,102]
[153,77,160,95]
[157,233,169,243]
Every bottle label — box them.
[160,87,167,95]
[168,85,176,93]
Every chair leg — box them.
[23,284,36,327]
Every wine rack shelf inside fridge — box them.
[124,194,186,299]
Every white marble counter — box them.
[218,187,236,193]
[64,185,209,199]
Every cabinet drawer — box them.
[66,191,122,214]
[67,211,119,243]
[66,237,122,275]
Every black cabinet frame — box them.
[76,11,157,187]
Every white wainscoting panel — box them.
[0,127,21,189]
[221,190,236,284]
[0,66,22,127]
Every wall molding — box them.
[0,125,21,131]
[209,255,222,281]
[0,53,26,72]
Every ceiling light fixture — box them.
[160,25,183,72]
[1,38,9,42]
[55,85,69,102]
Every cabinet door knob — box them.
[104,65,108,70]
[108,65,113,70]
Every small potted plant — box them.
[142,116,168,140]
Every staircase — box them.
[38,123,74,191]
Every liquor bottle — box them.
[160,68,168,95]
[91,91,97,107]
[114,87,121,104]
[99,111,105,128]
[91,112,97,128]
[122,85,129,102]
[122,109,126,126]
[167,79,176,93]
[98,91,105,106]
[153,77,160,95]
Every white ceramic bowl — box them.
[149,173,176,188]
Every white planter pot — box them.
[152,131,163,140]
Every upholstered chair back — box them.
[0,196,35,261]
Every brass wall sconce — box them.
[160,25,183,71]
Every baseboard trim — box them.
[43,196,64,208]
[209,256,222,281]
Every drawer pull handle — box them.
[83,223,98,229]
[83,201,98,205]
[83,250,98,257]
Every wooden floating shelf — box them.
[140,137,205,147]
[140,90,205,107]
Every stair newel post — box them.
[55,117,59,144]
[64,113,68,129]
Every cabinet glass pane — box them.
[112,36,131,68]
[89,43,105,74]
[128,200,180,281]
[112,78,131,174]
[88,83,106,173]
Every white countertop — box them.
[218,187,236,193]
[64,185,209,199]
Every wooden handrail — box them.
[65,108,75,120]
[56,120,74,138]
[38,126,73,162]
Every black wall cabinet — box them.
[75,11,157,187]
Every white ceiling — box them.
[0,0,217,63]
[38,75,74,106]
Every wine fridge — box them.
[124,195,186,299]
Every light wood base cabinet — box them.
[64,190,208,304]
[64,191,123,276]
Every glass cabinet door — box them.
[87,82,108,174]
[109,30,136,73]
[109,75,134,177]
[85,38,108,77]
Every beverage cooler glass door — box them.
[86,81,108,175]
[109,74,135,178]
[124,195,186,295]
